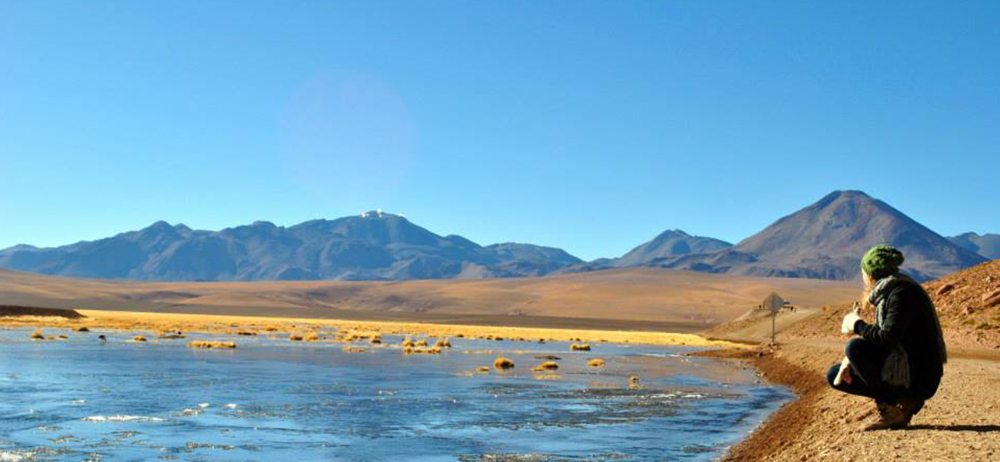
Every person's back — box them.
[887,279,944,399]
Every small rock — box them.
[983,289,1000,307]
[937,284,955,296]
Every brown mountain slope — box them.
[600,191,984,282]
[0,267,858,331]
[733,190,985,281]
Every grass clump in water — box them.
[571,344,591,351]
[132,335,148,342]
[188,341,237,349]
[494,357,515,370]
[31,329,45,340]
[532,361,559,372]
[587,358,606,368]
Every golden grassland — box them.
[0,309,749,348]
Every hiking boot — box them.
[897,398,924,426]
[862,403,910,431]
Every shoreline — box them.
[695,344,834,461]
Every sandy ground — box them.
[706,342,1000,461]
[0,308,745,349]
[705,262,1000,462]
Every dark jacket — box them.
[854,277,945,400]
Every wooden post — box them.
[763,292,785,345]
[772,309,776,344]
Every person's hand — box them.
[833,357,853,386]
[841,310,861,334]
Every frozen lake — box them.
[0,327,791,461]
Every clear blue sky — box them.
[1,1,998,261]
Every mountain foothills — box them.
[0,211,581,281]
[0,191,993,283]
[564,191,989,282]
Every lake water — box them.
[0,327,791,461]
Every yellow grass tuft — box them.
[414,339,429,347]
[532,361,559,372]
[303,332,320,342]
[30,329,45,340]
[433,337,452,348]
[493,357,515,370]
[75,327,90,332]
[587,358,606,368]
[158,331,185,339]
[133,335,147,342]
[628,375,640,389]
[343,346,367,353]
[188,341,237,349]
[403,346,415,354]
[288,334,304,341]
[401,337,415,348]
[236,330,257,336]
[571,343,591,351]
[477,366,490,372]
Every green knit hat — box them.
[861,244,904,279]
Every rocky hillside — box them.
[924,259,1000,348]
[0,212,582,282]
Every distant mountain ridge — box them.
[612,230,732,268]
[1,191,987,283]
[0,211,582,281]
[563,191,985,282]
[948,232,1000,260]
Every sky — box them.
[1,1,998,261]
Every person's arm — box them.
[853,287,910,349]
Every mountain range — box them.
[0,211,581,281]
[563,191,989,281]
[0,191,993,282]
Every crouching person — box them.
[827,245,947,430]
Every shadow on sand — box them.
[909,424,1000,433]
